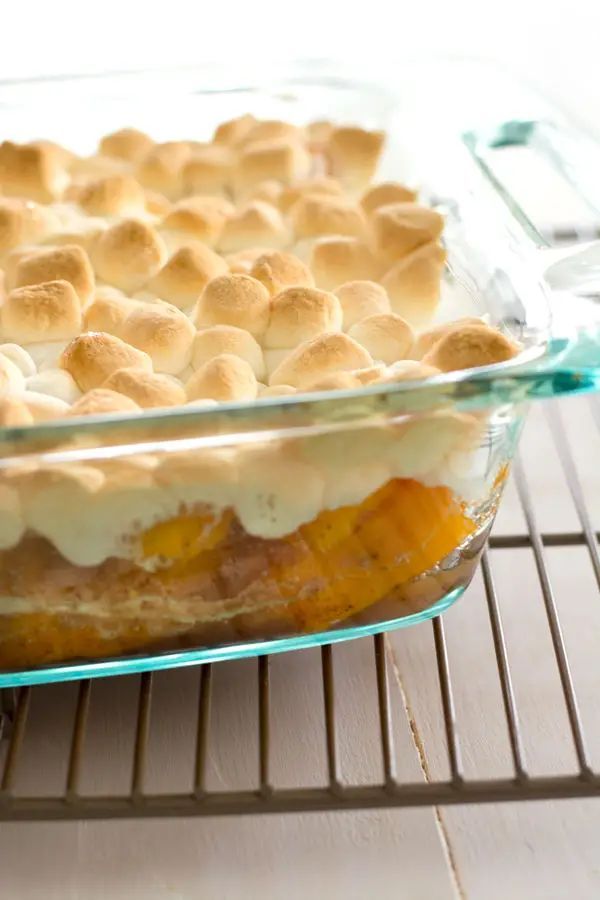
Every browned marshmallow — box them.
[182,145,234,196]
[218,201,288,253]
[381,241,447,328]
[225,247,272,275]
[310,237,380,291]
[0,140,67,202]
[269,332,372,389]
[99,128,154,163]
[348,313,414,365]
[213,114,257,146]
[240,120,302,148]
[279,176,343,213]
[11,244,95,304]
[191,326,265,379]
[291,195,366,240]
[93,219,167,292]
[1,281,82,343]
[249,250,314,295]
[334,280,391,330]
[146,244,227,309]
[422,324,520,372]
[0,199,57,262]
[101,367,186,408]
[264,287,342,350]
[136,142,191,199]
[194,273,270,338]
[83,290,140,337]
[67,388,141,417]
[376,360,441,383]
[361,182,418,216]
[371,203,444,266]
[236,140,310,193]
[160,196,234,249]
[76,174,146,217]
[327,127,385,189]
[0,396,34,427]
[411,318,485,360]
[186,353,258,402]
[120,303,195,374]
[60,332,152,392]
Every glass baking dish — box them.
[0,62,598,686]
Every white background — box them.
[3,0,600,135]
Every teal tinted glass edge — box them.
[0,587,465,687]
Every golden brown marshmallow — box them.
[334,280,391,330]
[99,128,155,163]
[0,199,58,262]
[0,140,67,202]
[310,237,380,291]
[259,383,297,398]
[182,145,234,196]
[1,280,82,343]
[218,201,289,253]
[381,241,447,328]
[376,361,441,383]
[348,314,414,365]
[0,395,33,427]
[244,180,284,207]
[144,190,172,218]
[371,203,445,266]
[11,244,95,304]
[135,142,191,199]
[306,372,363,392]
[326,127,385,189]
[269,332,373,389]
[191,326,265,380]
[249,250,314,295]
[69,155,129,182]
[236,140,310,193]
[194,273,270,337]
[60,332,152,392]
[83,289,140,336]
[264,287,343,350]
[306,120,334,152]
[93,219,167,292]
[361,182,418,216]
[279,177,344,213]
[411,318,486,360]
[225,247,272,275]
[146,244,226,309]
[422,324,520,372]
[76,174,146,217]
[240,120,302,148]
[213,114,257,146]
[101,367,186,408]
[160,196,234,250]
[291,195,366,240]
[186,353,258,403]
[120,303,195,374]
[67,388,141,417]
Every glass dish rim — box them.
[0,65,598,451]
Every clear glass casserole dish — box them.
[0,62,598,686]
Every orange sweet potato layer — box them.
[0,478,475,669]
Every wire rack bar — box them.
[66,680,91,801]
[321,644,341,792]
[0,687,30,797]
[373,634,396,787]
[258,655,271,795]
[131,673,153,801]
[193,664,213,798]
[432,617,464,784]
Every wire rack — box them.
[0,392,598,822]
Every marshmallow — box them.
[279,177,343,214]
[76,174,146,217]
[243,180,284,207]
[99,128,155,163]
[235,140,310,193]
[0,343,36,377]
[376,361,441,383]
[93,219,167,292]
[182,145,234,196]
[186,353,258,403]
[0,140,67,202]
[361,182,418,216]
[135,142,191,199]
[326,127,385,189]
[218,201,289,253]
[191,325,266,379]
[259,383,297,398]
[371,203,444,266]
[194,273,270,338]
[22,390,70,421]
[1,280,82,343]
[60,331,152,392]
[291,195,366,240]
[120,303,195,374]
[146,244,227,309]
[0,396,33,427]
[160,196,234,250]
[10,244,95,304]
[421,324,520,372]
[348,313,414,365]
[144,190,172,218]
[0,354,26,396]
[381,241,446,328]
[101,367,186,408]
[269,332,373,389]
[83,289,140,336]
[306,120,334,153]
[309,237,380,290]
[334,280,391,330]
[264,287,343,350]
[26,367,81,403]
[67,388,141,417]
[42,217,107,253]
[25,341,70,371]
[411,318,485,360]
[226,247,272,274]
[0,198,58,262]
[213,114,257,146]
[240,120,302,148]
[69,155,129,181]
[249,250,314,295]
[306,372,363,392]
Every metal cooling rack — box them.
[0,393,598,822]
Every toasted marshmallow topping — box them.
[0,395,33,427]
[327,127,385,189]
[68,388,141,417]
[0,140,67,202]
[10,244,95,304]
[99,128,154,163]
[1,280,82,343]
[249,250,314,295]
[269,332,373,389]
[213,114,257,146]
[194,273,270,338]
[120,303,195,374]
[264,287,343,350]
[279,177,344,213]
[411,318,486,360]
[60,331,152,392]
[348,313,414,364]
[83,290,140,336]
[22,390,70,421]
[310,237,380,290]
[361,181,418,215]
[26,368,81,403]
[291,195,366,240]
[76,174,146,217]
[371,203,445,266]
[236,140,310,193]
[381,241,446,328]
[160,196,234,250]
[334,280,391,330]
[422,324,520,372]
[192,325,265,380]
[94,219,167,292]
[182,145,234,196]
[135,142,191,199]
[102,367,186,408]
[0,198,58,262]
[0,343,36,377]
[186,353,258,403]
[146,244,227,309]
[218,201,288,253]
